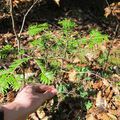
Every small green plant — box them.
[97,50,109,66]
[56,83,68,94]
[81,29,108,48]
[0,45,14,59]
[77,86,93,110]
[0,58,29,93]
[75,66,91,80]
[85,100,93,110]
[58,18,76,32]
[28,23,49,36]
[35,59,54,85]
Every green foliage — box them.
[58,19,76,35]
[35,59,54,85]
[9,58,29,72]
[0,45,13,59]
[98,51,108,66]
[28,23,49,36]
[81,29,108,48]
[30,32,53,50]
[49,59,61,72]
[67,39,79,53]
[75,66,91,80]
[56,83,68,94]
[108,49,120,65]
[58,19,76,31]
[85,100,93,110]
[0,58,29,93]
[77,86,88,98]
[30,38,46,50]
[28,20,110,88]
[77,86,93,110]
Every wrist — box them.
[2,102,27,120]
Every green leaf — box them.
[0,58,29,93]
[81,29,109,49]
[0,45,13,59]
[35,59,54,85]
[56,83,68,93]
[40,72,54,85]
[28,23,49,36]
[35,59,46,73]
[85,100,93,110]
[58,19,76,31]
[9,58,29,72]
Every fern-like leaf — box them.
[0,58,29,93]
[28,23,49,36]
[35,59,54,85]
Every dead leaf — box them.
[107,113,117,120]
[103,79,110,87]
[53,0,60,6]
[86,114,97,120]
[0,93,4,103]
[6,91,15,102]
[116,108,120,116]
[42,116,49,120]
[97,112,110,120]
[73,57,80,63]
[105,86,111,97]
[29,113,39,120]
[68,69,77,82]
[93,81,103,90]
[104,2,120,19]
[108,110,117,116]
[85,53,94,62]
[36,110,45,119]
[96,91,107,110]
[104,7,112,17]
[106,90,114,102]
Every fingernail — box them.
[51,89,57,94]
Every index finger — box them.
[33,84,57,93]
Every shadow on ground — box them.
[0,0,119,38]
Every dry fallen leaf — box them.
[29,113,39,120]
[92,81,103,90]
[73,57,80,63]
[106,90,114,102]
[6,91,15,102]
[68,69,77,82]
[104,2,120,19]
[53,0,60,6]
[96,91,107,110]
[103,79,110,87]
[107,113,117,120]
[105,86,111,97]
[36,110,46,119]
[97,112,110,120]
[104,7,112,17]
[86,114,97,120]
[0,93,4,103]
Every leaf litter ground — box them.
[0,2,120,120]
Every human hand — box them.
[3,84,57,120]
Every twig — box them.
[114,20,120,38]
[104,0,111,8]
[19,0,41,36]
[9,0,21,53]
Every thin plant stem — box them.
[19,0,41,36]
[9,0,21,53]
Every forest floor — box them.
[0,1,120,120]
